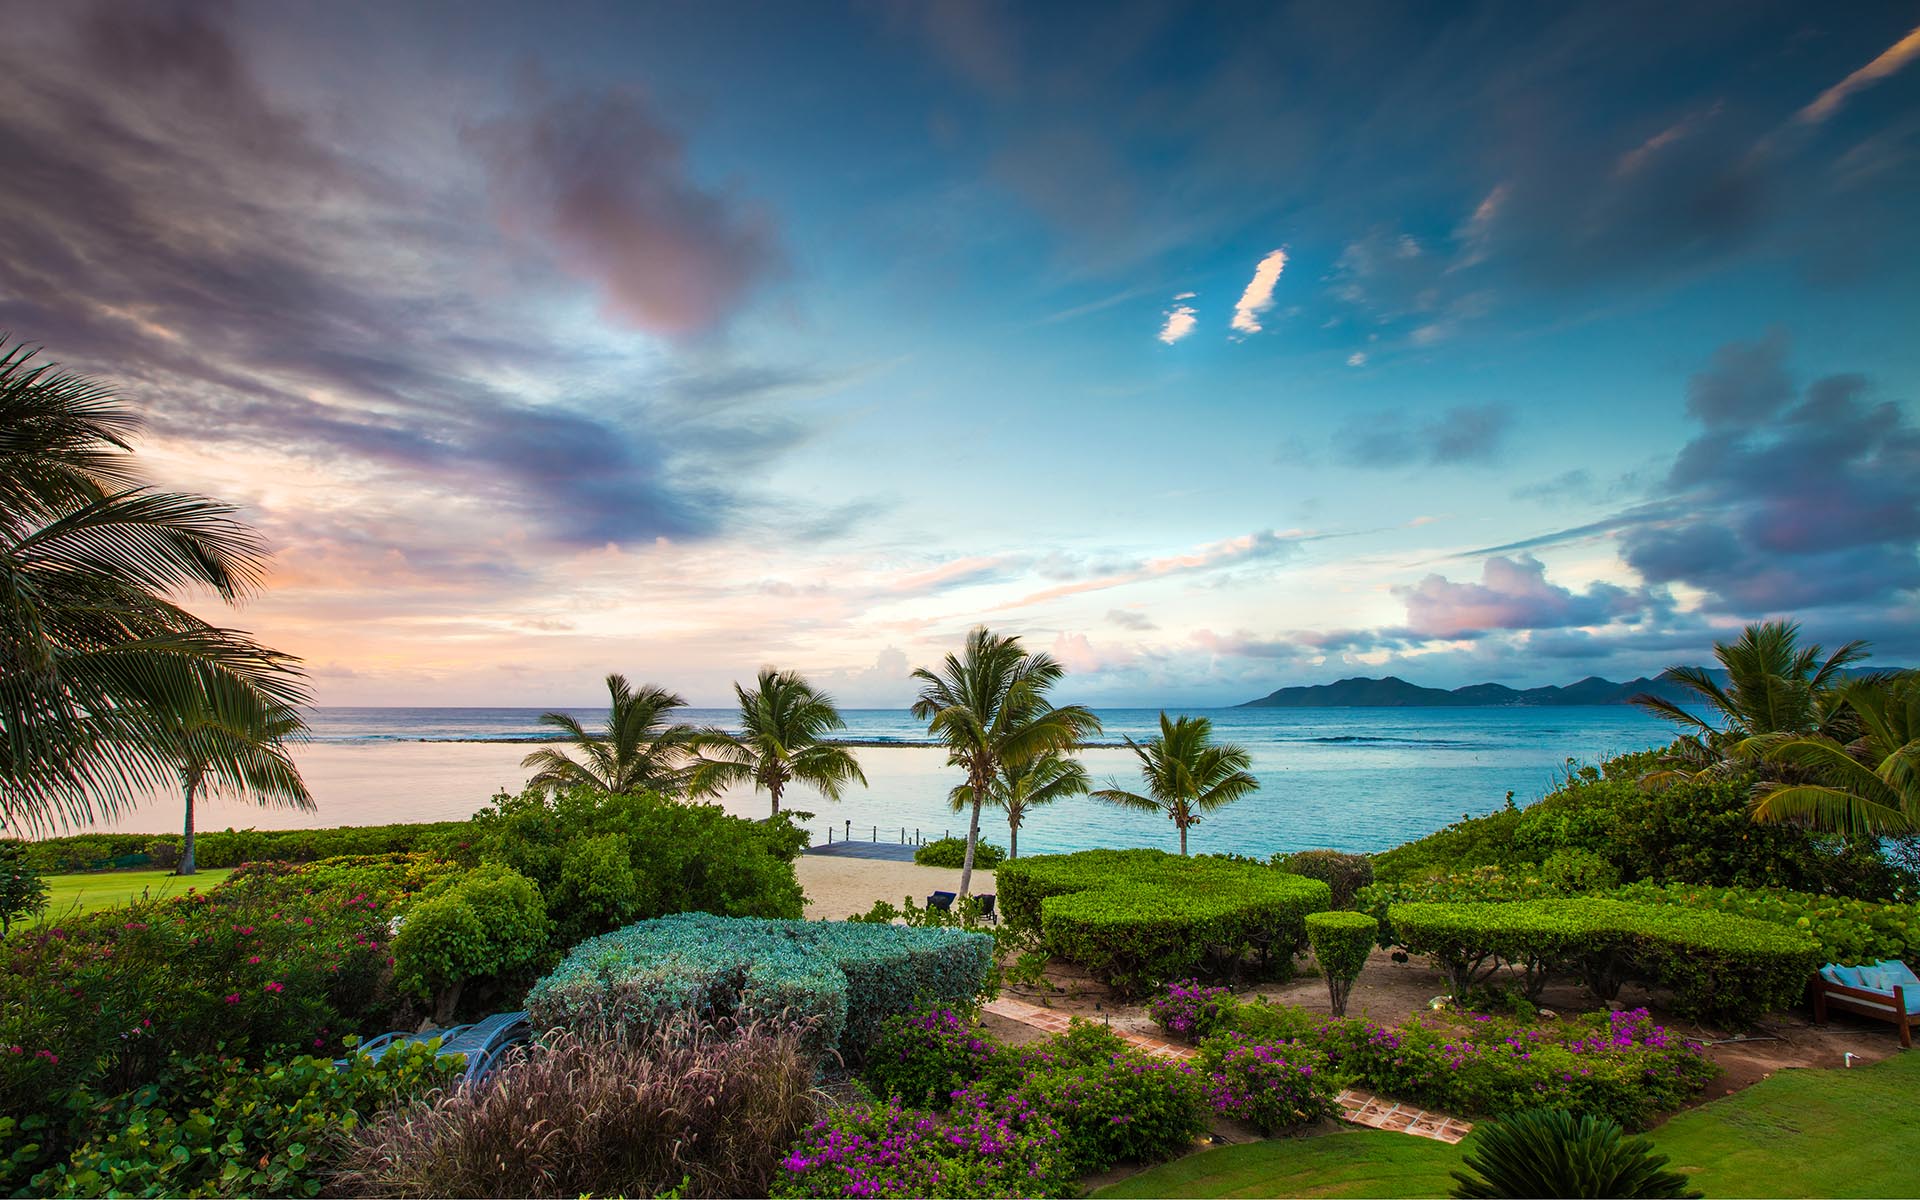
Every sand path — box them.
[795,855,995,920]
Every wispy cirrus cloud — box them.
[1797,22,1920,125]
[1230,249,1287,335]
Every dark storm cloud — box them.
[468,85,781,339]
[0,1,813,550]
[1489,334,1920,614]
[1334,404,1513,467]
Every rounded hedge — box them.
[392,864,550,1019]
[913,836,1006,870]
[997,850,1331,996]
[1388,897,1820,1025]
[525,913,993,1062]
[1305,911,1376,1016]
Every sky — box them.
[2,0,1917,708]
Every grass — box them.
[1094,1130,1461,1198]
[1097,1050,1920,1199]
[41,867,234,916]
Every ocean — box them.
[84,705,1679,858]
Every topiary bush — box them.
[525,913,993,1063]
[914,836,1006,870]
[1450,1107,1702,1199]
[998,850,1331,996]
[1306,910,1376,1016]
[1275,849,1375,909]
[1612,880,1917,966]
[392,864,551,1023]
[1388,897,1821,1024]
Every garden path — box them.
[982,996,1474,1145]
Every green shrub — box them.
[23,824,478,875]
[1007,1037,1207,1173]
[469,787,806,940]
[1388,898,1821,1024]
[1373,802,1529,883]
[0,840,47,936]
[1306,911,1376,1016]
[1275,849,1375,909]
[914,837,1006,870]
[30,1043,455,1199]
[1612,880,1917,966]
[525,913,993,1062]
[773,1096,1074,1199]
[392,864,550,1022]
[864,1007,999,1107]
[1542,847,1620,892]
[1450,1107,1701,1199]
[998,850,1331,996]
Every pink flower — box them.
[265,981,285,993]
[224,993,240,1004]
[247,956,262,965]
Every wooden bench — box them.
[1811,963,1916,1048]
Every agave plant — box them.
[1450,1108,1700,1199]
[0,338,310,834]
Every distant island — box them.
[1237,672,1697,709]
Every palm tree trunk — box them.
[1009,815,1018,860]
[1178,818,1188,856]
[180,771,200,875]
[769,778,783,818]
[958,785,984,900]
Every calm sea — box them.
[85,706,1677,858]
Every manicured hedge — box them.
[23,822,474,874]
[998,850,1331,996]
[1612,880,1917,967]
[1388,898,1821,1025]
[1306,911,1376,1016]
[525,913,993,1062]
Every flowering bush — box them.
[1196,1032,1339,1134]
[1146,979,1237,1040]
[772,1094,1075,1199]
[865,1008,1000,1107]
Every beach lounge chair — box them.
[975,893,997,924]
[927,890,956,911]
[1812,960,1919,1048]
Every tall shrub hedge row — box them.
[1388,898,1820,1025]
[525,913,993,1062]
[22,822,475,874]
[997,850,1331,995]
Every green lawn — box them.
[41,867,234,916]
[1098,1051,1920,1199]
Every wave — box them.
[1293,735,1473,746]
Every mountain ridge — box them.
[1236,672,1697,709]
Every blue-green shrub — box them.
[525,913,992,1062]
[997,849,1331,995]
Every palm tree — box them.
[911,628,1101,899]
[1634,620,1868,782]
[948,751,1088,859]
[1747,673,1920,836]
[521,674,699,796]
[169,662,312,873]
[1091,712,1259,855]
[0,338,310,834]
[687,668,866,817]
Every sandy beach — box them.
[795,855,995,920]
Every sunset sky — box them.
[2,1,1917,707]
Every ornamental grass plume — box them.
[332,1021,817,1198]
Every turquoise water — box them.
[271,705,1676,857]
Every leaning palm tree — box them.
[521,674,699,796]
[948,751,1088,859]
[1634,620,1868,783]
[0,338,311,834]
[687,668,866,817]
[168,662,312,873]
[1091,712,1259,855]
[1747,673,1920,836]
[912,628,1101,899]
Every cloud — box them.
[1396,555,1665,639]
[467,83,780,338]
[1230,249,1287,335]
[1157,302,1197,344]
[1108,608,1157,631]
[1797,22,1920,125]
[1335,404,1513,467]
[1346,352,1367,367]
